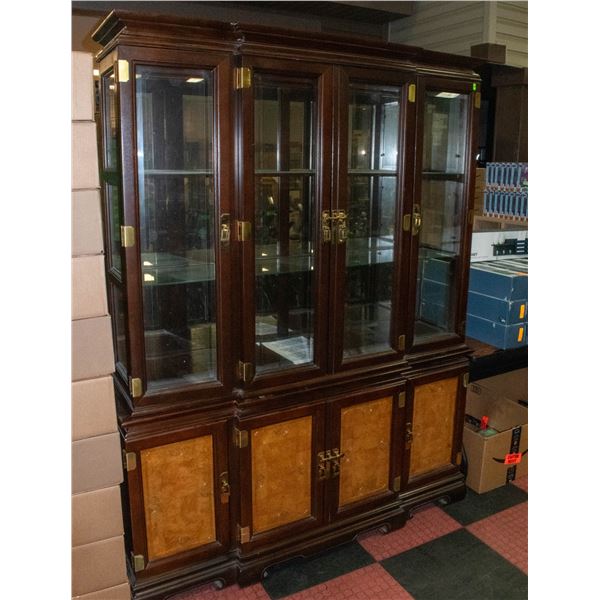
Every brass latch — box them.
[398,391,406,409]
[411,204,422,236]
[220,213,231,244]
[398,335,406,352]
[474,91,481,109]
[234,67,252,90]
[317,448,345,480]
[463,372,470,388]
[219,471,231,504]
[121,225,135,248]
[321,210,348,244]
[393,475,401,492]
[405,422,413,450]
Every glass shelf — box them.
[141,252,215,286]
[142,169,213,176]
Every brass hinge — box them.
[121,225,135,248]
[234,67,252,90]
[132,553,145,572]
[238,525,250,544]
[463,372,470,388]
[398,391,406,409]
[456,451,463,464]
[408,83,416,103]
[234,427,249,449]
[236,220,252,242]
[129,377,143,398]
[398,335,405,351]
[123,451,137,472]
[238,360,255,383]
[474,91,481,109]
[117,59,129,83]
[393,475,401,492]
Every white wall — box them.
[389,1,528,68]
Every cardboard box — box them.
[72,121,100,190]
[72,316,115,381]
[72,486,124,546]
[462,369,528,493]
[72,376,117,441]
[72,256,109,321]
[72,432,123,494]
[73,582,131,600]
[72,52,95,122]
[72,189,104,257]
[72,535,127,596]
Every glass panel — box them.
[111,283,129,371]
[343,84,400,359]
[254,75,316,374]
[101,71,122,275]
[136,66,217,389]
[414,91,469,343]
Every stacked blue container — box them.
[466,258,528,349]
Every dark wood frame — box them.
[92,11,481,599]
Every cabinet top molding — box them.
[92,9,481,77]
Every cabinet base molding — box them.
[128,477,465,599]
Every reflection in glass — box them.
[414,91,468,342]
[102,71,122,275]
[111,284,129,371]
[254,75,316,374]
[136,66,217,388]
[343,84,401,358]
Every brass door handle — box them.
[405,423,413,450]
[412,205,422,236]
[321,210,332,243]
[219,471,230,504]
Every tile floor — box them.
[171,477,528,600]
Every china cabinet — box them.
[93,11,478,599]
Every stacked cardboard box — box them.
[462,369,528,493]
[466,258,528,349]
[71,52,129,600]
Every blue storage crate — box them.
[467,291,527,325]
[466,314,527,349]
[468,261,528,301]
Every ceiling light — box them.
[186,77,204,83]
[435,92,460,99]
[93,69,100,77]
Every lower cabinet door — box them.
[125,420,230,576]
[328,386,403,520]
[238,404,326,550]
[404,367,467,487]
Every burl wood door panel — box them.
[251,415,313,534]
[339,396,393,507]
[141,435,216,560]
[409,376,459,479]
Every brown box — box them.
[72,432,123,494]
[72,52,95,122]
[72,486,124,546]
[73,582,131,600]
[72,376,117,441]
[72,256,109,321]
[72,121,100,190]
[72,190,104,257]
[72,316,115,381]
[72,535,128,596]
[73,582,130,600]
[462,369,528,494]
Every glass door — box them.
[410,78,477,349]
[333,68,414,369]
[239,58,333,386]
